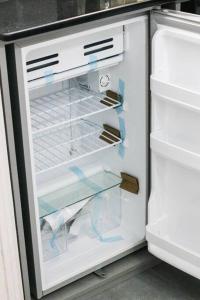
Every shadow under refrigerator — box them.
[9,8,200,299]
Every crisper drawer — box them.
[24,26,123,82]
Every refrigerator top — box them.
[0,0,180,42]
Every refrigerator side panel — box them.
[5,44,43,299]
[0,44,31,300]
[0,47,25,300]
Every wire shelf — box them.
[33,120,122,174]
[30,87,121,134]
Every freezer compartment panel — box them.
[25,26,124,82]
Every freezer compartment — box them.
[152,27,200,93]
[151,78,200,155]
[26,26,124,82]
[148,136,200,278]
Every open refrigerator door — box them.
[147,10,200,281]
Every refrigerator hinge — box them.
[94,268,107,279]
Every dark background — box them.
[181,0,200,13]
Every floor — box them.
[34,249,200,300]
[80,263,200,300]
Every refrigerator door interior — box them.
[14,14,149,298]
[147,10,200,280]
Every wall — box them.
[0,85,24,300]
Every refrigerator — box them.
[6,8,200,299]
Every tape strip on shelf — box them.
[88,54,98,71]
[44,69,55,84]
[116,79,126,159]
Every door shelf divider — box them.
[39,170,121,218]
[146,221,200,269]
[30,86,122,134]
[33,120,122,174]
[151,132,200,171]
[151,76,200,111]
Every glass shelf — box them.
[30,87,121,134]
[33,120,122,174]
[39,171,121,218]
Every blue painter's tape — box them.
[40,199,56,216]
[118,116,126,159]
[70,166,122,243]
[44,69,54,84]
[91,195,122,243]
[118,116,126,141]
[116,79,125,114]
[115,79,126,159]
[70,166,102,192]
[88,54,97,71]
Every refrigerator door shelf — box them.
[151,77,200,111]
[151,133,200,171]
[151,78,200,156]
[152,26,200,93]
[146,222,200,280]
[148,140,200,277]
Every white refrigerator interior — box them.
[147,22,200,279]
[15,15,148,293]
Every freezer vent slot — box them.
[84,38,114,56]
[26,53,59,73]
